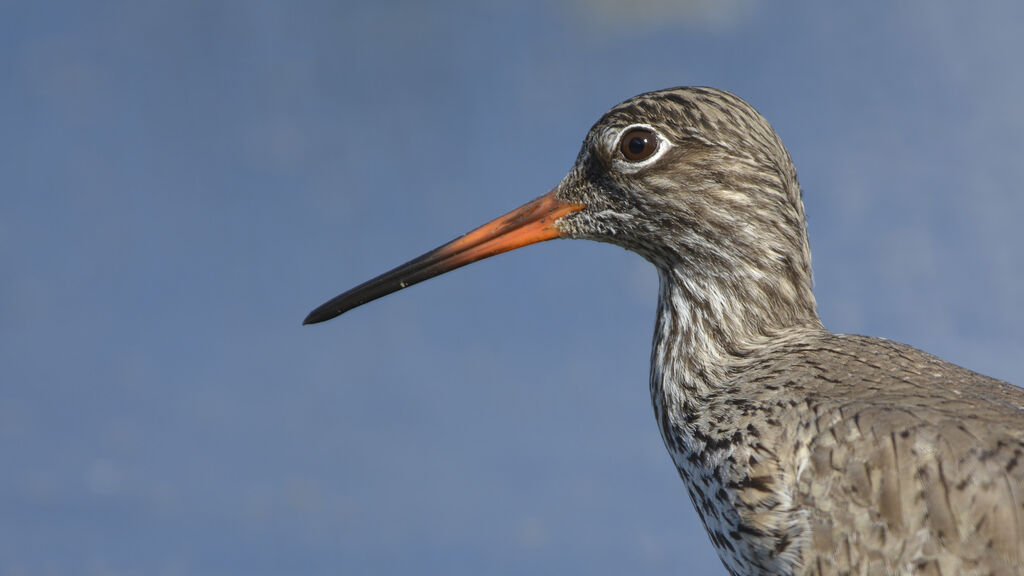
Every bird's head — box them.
[305,87,818,330]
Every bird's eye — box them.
[619,128,659,162]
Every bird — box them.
[304,87,1024,575]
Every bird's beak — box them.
[303,188,586,325]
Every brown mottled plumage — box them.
[306,87,1024,575]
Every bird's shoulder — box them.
[724,330,1024,432]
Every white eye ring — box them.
[612,123,672,172]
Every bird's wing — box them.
[785,335,1024,575]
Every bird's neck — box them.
[648,265,822,576]
[650,264,822,400]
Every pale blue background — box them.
[3,2,1023,574]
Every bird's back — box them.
[719,331,1024,575]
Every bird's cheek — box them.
[554,211,592,239]
[557,210,626,244]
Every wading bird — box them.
[305,87,1024,575]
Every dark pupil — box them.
[628,136,647,155]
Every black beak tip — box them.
[302,307,333,326]
[304,292,357,325]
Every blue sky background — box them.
[3,2,1023,574]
